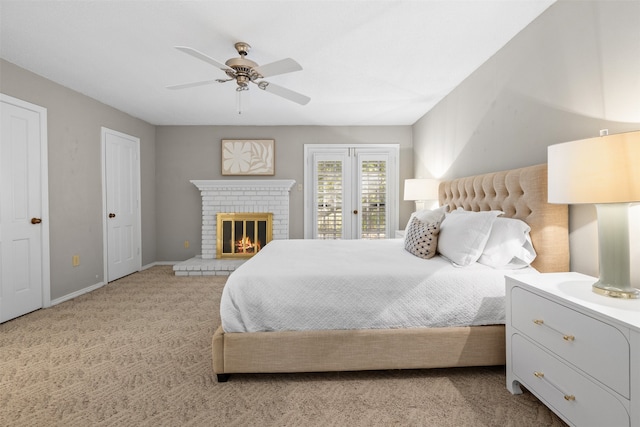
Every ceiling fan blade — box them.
[174,46,231,72]
[258,81,310,105]
[166,79,219,90]
[253,58,302,78]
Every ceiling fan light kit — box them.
[169,41,310,106]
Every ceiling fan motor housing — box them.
[225,56,260,87]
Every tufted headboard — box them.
[438,164,569,273]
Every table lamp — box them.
[548,130,640,298]
[404,178,439,211]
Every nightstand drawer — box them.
[511,286,630,397]
[512,333,629,427]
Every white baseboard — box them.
[49,281,105,307]
[142,261,176,270]
[49,263,179,307]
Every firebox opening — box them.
[217,213,273,258]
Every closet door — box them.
[304,145,398,239]
[102,127,141,282]
[0,94,50,322]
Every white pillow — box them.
[403,205,449,236]
[437,209,502,266]
[478,217,536,269]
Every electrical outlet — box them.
[297,184,303,191]
[72,255,80,267]
[184,240,190,249]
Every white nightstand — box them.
[506,272,640,427]
[395,230,405,238]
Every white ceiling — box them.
[0,0,555,126]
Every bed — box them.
[212,164,569,382]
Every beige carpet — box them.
[1,266,566,427]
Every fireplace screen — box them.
[216,213,273,258]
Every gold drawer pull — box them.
[532,319,575,343]
[533,371,576,402]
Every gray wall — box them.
[412,0,640,284]
[0,59,157,300]
[155,126,413,261]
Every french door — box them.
[304,144,398,239]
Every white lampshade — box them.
[403,179,439,201]
[548,130,640,299]
[548,131,640,204]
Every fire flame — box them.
[235,236,260,253]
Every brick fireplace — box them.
[173,179,295,276]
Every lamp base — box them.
[592,282,640,299]
[593,203,638,299]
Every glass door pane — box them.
[359,159,387,239]
[316,159,344,239]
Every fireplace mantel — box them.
[191,179,295,191]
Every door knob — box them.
[108,213,116,218]
[353,210,358,214]
[31,218,42,224]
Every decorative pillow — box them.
[404,216,441,259]
[437,209,503,266]
[478,217,537,269]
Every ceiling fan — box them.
[167,42,310,106]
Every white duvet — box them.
[220,239,538,333]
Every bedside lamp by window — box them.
[404,178,439,211]
[548,130,640,299]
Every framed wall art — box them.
[221,139,275,176]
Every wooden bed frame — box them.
[212,164,569,382]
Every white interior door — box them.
[102,127,141,282]
[1,94,50,323]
